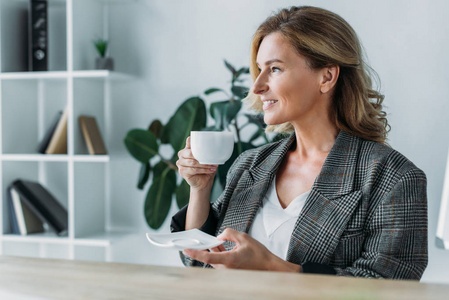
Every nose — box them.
[251,72,268,95]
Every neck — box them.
[290,115,339,160]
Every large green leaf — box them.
[148,120,163,139]
[236,67,250,76]
[245,113,266,128]
[227,101,242,123]
[210,100,242,130]
[231,86,249,99]
[210,102,225,130]
[124,129,159,163]
[202,125,217,131]
[161,97,207,152]
[170,152,179,166]
[217,142,254,189]
[176,179,190,208]
[137,162,151,190]
[144,161,177,229]
[210,177,223,203]
[232,67,250,84]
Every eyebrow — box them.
[256,59,284,66]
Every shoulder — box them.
[357,137,427,190]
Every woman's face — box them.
[252,32,326,127]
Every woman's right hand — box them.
[176,136,218,191]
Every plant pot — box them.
[95,57,114,71]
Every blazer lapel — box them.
[217,134,295,239]
[286,130,363,265]
[217,130,364,259]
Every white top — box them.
[248,177,310,260]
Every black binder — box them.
[11,180,68,236]
[29,0,48,71]
[7,187,20,234]
[36,111,63,153]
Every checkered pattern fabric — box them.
[174,130,428,280]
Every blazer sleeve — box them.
[170,154,245,268]
[170,204,217,235]
[330,168,428,279]
[170,204,217,268]
[171,190,234,268]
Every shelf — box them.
[0,71,68,80]
[1,154,110,163]
[1,232,70,245]
[72,155,110,162]
[0,231,131,247]
[0,0,131,262]
[0,70,133,81]
[1,154,70,162]
[72,70,134,81]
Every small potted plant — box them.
[93,38,114,71]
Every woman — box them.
[172,6,428,279]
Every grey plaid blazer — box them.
[171,130,428,280]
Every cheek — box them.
[278,81,307,105]
[284,76,319,101]
[274,80,296,100]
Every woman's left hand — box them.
[183,228,272,270]
[183,228,300,272]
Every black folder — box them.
[36,111,63,153]
[29,0,48,71]
[7,187,20,234]
[11,180,68,236]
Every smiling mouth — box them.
[262,100,278,110]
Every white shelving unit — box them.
[0,0,133,261]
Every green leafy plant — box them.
[93,39,108,57]
[124,60,279,229]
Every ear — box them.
[320,65,340,94]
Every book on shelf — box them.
[36,111,63,154]
[11,179,68,236]
[8,186,44,235]
[45,109,67,154]
[29,0,48,71]
[7,187,20,235]
[79,115,107,155]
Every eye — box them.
[271,66,281,73]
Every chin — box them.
[263,116,283,126]
[263,117,273,125]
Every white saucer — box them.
[146,229,224,250]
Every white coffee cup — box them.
[190,131,234,165]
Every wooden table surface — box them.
[0,255,448,299]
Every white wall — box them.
[105,0,449,283]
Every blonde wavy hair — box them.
[247,6,390,143]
